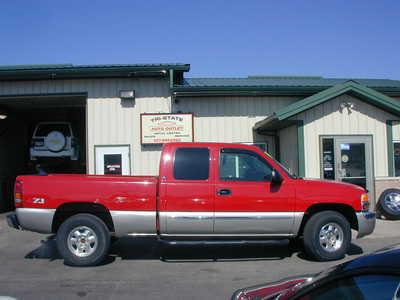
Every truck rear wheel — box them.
[56,213,111,266]
[303,211,351,261]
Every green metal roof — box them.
[255,81,400,131]
[0,63,190,80]
[173,76,400,96]
[182,77,400,88]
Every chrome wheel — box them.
[383,192,400,213]
[319,223,344,252]
[67,226,98,258]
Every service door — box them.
[95,145,130,175]
[214,148,296,235]
[334,136,374,195]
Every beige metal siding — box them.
[393,121,400,141]
[294,94,396,178]
[278,125,298,175]
[0,78,171,175]
[173,96,300,156]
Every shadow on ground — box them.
[24,235,364,265]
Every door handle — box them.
[217,189,231,196]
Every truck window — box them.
[220,149,273,182]
[173,148,210,180]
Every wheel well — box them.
[298,204,358,236]
[52,202,115,233]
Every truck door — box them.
[160,146,214,235]
[214,148,296,235]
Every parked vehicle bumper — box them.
[356,211,376,238]
[6,213,21,230]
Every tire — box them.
[303,211,351,261]
[377,189,400,220]
[56,213,111,266]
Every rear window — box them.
[35,124,71,136]
[173,147,210,180]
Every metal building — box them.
[0,64,400,214]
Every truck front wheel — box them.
[56,213,111,266]
[303,211,351,261]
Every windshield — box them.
[264,152,298,179]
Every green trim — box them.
[297,121,305,177]
[0,64,190,81]
[0,92,88,99]
[255,81,400,131]
[172,80,400,97]
[387,120,395,177]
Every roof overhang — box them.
[254,81,400,132]
[0,64,190,81]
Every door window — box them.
[339,142,366,189]
[95,145,130,175]
[219,149,273,181]
[173,147,209,180]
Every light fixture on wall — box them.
[120,90,135,100]
[120,90,135,107]
[339,102,354,114]
[0,114,7,120]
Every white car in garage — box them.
[30,122,78,160]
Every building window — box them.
[394,142,400,177]
[173,148,209,180]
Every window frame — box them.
[218,148,274,182]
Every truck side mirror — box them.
[271,170,283,185]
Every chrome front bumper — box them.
[356,211,376,238]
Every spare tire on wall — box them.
[378,188,400,220]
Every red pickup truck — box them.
[7,142,375,266]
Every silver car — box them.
[30,122,78,160]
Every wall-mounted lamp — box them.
[120,90,135,100]
[339,102,354,114]
[0,114,7,120]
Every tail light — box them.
[361,193,370,212]
[31,138,44,147]
[14,180,24,208]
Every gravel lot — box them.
[0,213,399,300]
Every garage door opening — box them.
[0,94,87,212]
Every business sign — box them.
[141,113,194,144]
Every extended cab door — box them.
[214,147,296,235]
[159,146,214,235]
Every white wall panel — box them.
[173,96,300,156]
[278,125,298,175]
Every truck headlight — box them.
[361,193,370,212]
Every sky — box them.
[0,0,399,79]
